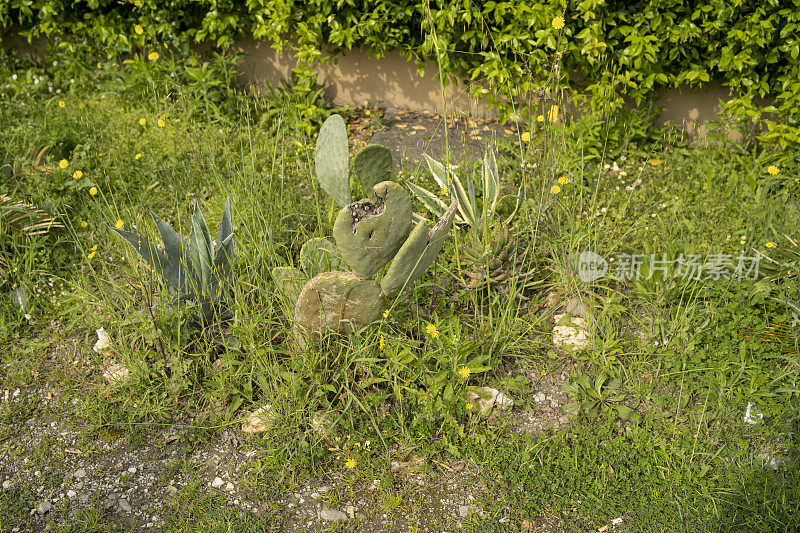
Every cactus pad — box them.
[314,114,351,207]
[333,181,412,279]
[271,266,309,303]
[380,201,457,296]
[294,271,384,341]
[353,145,393,192]
[300,237,346,277]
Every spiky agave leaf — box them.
[0,194,63,236]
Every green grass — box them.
[1,42,798,531]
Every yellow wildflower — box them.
[365,109,371,116]
[80,220,88,228]
[139,118,147,126]
[551,185,561,194]
[59,159,69,169]
[97,62,102,70]
[765,242,776,249]
[552,15,565,30]
[135,153,142,160]
[89,187,98,196]
[458,366,471,379]
[134,24,143,35]
[426,323,439,338]
[379,335,385,351]
[87,251,96,259]
[558,176,568,185]
[115,219,124,230]
[649,159,662,166]
[148,51,159,61]
[157,117,166,128]
[439,187,449,196]
[537,114,545,123]
[767,165,779,175]
[91,245,97,251]
[521,131,531,142]
[345,458,356,469]
[73,170,83,180]
[465,403,473,411]
[58,100,66,108]
[548,104,559,123]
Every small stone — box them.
[66,490,77,498]
[465,387,514,415]
[93,327,113,353]
[167,485,179,495]
[225,482,234,492]
[119,498,132,512]
[550,399,560,409]
[320,507,349,522]
[128,467,137,474]
[552,313,591,351]
[74,469,86,479]
[103,361,130,383]
[459,505,469,517]
[310,492,320,500]
[79,493,89,504]
[2,480,11,490]
[37,500,52,514]
[211,477,224,488]
[534,392,547,404]
[242,405,276,434]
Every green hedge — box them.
[3,1,799,147]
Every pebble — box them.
[119,498,132,512]
[211,477,224,488]
[225,482,234,492]
[37,500,52,514]
[74,468,86,479]
[67,490,77,498]
[2,480,11,490]
[534,392,547,404]
[459,505,469,517]
[128,467,137,474]
[320,507,349,522]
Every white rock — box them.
[103,361,130,383]
[93,327,113,353]
[552,313,591,351]
[74,469,86,479]
[211,477,224,488]
[458,505,470,517]
[67,490,76,498]
[320,507,349,522]
[465,387,514,415]
[2,480,11,490]
[225,482,234,492]
[37,500,52,514]
[241,405,276,434]
[128,467,137,474]
[743,402,763,425]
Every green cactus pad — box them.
[314,114,351,207]
[380,201,457,296]
[353,145,392,192]
[300,237,346,276]
[333,181,413,279]
[271,266,309,303]
[294,271,384,341]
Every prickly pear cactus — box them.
[333,181,412,279]
[381,202,458,296]
[315,114,351,207]
[271,266,309,303]
[293,271,384,341]
[353,145,392,192]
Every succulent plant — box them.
[314,114,394,206]
[280,181,457,345]
[407,145,523,229]
[110,197,235,325]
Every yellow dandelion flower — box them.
[379,335,385,351]
[365,109,371,116]
[458,366,471,379]
[87,251,96,259]
[139,117,147,126]
[91,245,97,251]
[766,241,776,248]
[115,219,124,230]
[58,100,66,108]
[73,170,83,180]
[148,51,159,61]
[59,159,69,169]
[465,403,473,410]
[537,114,545,123]
[134,0,141,6]
[383,309,390,319]
[89,186,98,196]
[551,184,561,194]
[80,220,88,228]
[97,62,102,69]
[157,117,166,128]
[426,323,439,338]
[767,165,779,175]
[439,187,449,196]
[134,153,142,160]
[552,15,565,30]
[548,104,559,123]
[649,159,662,166]
[134,24,143,35]
[558,176,568,185]
[345,458,356,469]
[521,131,531,142]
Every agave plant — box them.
[1,193,63,284]
[110,197,235,326]
[0,144,52,179]
[407,146,523,229]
